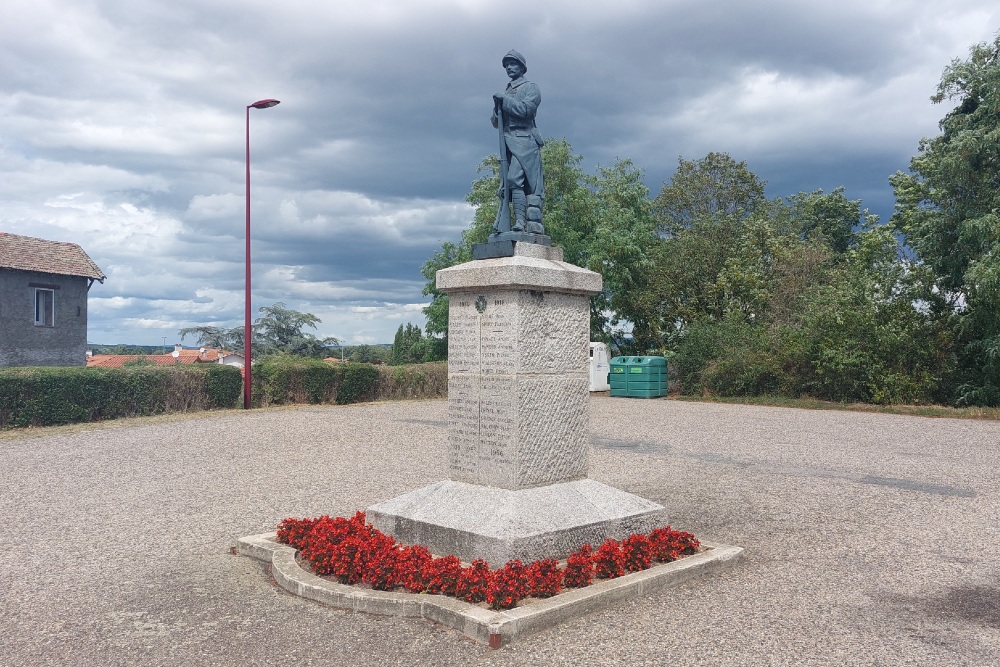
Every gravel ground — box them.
[1,396,998,666]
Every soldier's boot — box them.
[511,189,526,231]
[526,194,545,235]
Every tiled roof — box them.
[0,232,106,280]
[86,349,226,368]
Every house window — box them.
[34,288,54,327]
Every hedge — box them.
[252,357,379,406]
[0,364,242,428]
[251,357,447,407]
[376,362,447,401]
[0,359,449,429]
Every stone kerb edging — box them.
[237,532,743,647]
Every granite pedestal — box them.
[367,242,668,565]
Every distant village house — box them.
[0,232,106,367]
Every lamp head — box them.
[249,99,280,109]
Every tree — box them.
[177,326,236,351]
[794,224,942,404]
[653,151,767,238]
[890,31,1000,404]
[651,153,771,330]
[583,159,659,353]
[422,141,591,343]
[418,151,511,350]
[179,302,339,360]
[669,217,944,404]
[349,344,390,364]
[390,323,430,365]
[783,187,863,254]
[254,302,339,357]
[420,241,464,344]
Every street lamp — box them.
[245,98,280,409]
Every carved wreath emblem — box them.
[475,295,487,313]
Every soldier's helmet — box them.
[502,50,527,73]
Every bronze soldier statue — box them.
[492,49,545,236]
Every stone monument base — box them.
[473,232,552,259]
[367,478,668,567]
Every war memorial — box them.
[239,50,740,645]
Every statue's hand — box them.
[493,93,505,104]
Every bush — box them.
[454,560,493,603]
[0,355,448,428]
[253,356,335,405]
[648,526,701,562]
[0,365,242,428]
[252,356,380,406]
[337,363,380,405]
[0,356,447,430]
[376,362,447,400]
[671,318,805,398]
[621,534,653,572]
[203,364,243,408]
[487,560,528,610]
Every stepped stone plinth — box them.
[368,242,667,565]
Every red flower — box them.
[562,543,593,588]
[328,534,369,584]
[398,545,433,593]
[360,533,403,590]
[487,560,528,610]
[276,516,321,548]
[525,558,562,598]
[298,516,352,575]
[621,533,653,572]
[423,555,463,595]
[454,559,493,603]
[592,538,625,579]
[275,513,702,608]
[648,526,700,563]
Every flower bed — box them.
[276,512,700,610]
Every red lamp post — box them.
[244,98,280,409]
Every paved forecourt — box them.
[1,397,998,665]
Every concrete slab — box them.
[237,532,743,647]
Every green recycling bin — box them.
[609,356,668,398]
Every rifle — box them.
[493,98,511,234]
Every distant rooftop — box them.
[0,232,106,281]
[86,348,230,368]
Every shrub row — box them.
[0,358,449,429]
[252,357,447,407]
[0,364,242,428]
[669,316,940,405]
[376,361,447,401]
[277,512,701,610]
[252,357,378,406]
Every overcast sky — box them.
[2,1,997,347]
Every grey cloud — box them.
[2,0,997,345]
